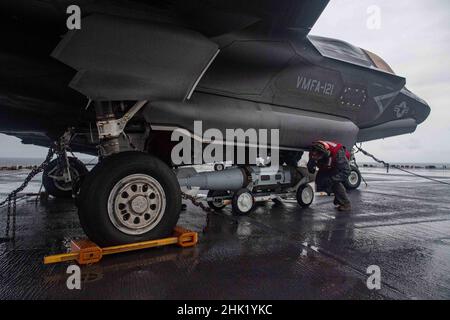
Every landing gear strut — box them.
[76,101,181,246]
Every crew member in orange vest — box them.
[307,140,352,212]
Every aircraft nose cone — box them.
[401,87,430,124]
[415,100,431,125]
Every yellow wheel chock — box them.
[44,226,198,265]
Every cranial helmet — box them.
[311,141,331,158]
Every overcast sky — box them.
[0,0,449,163]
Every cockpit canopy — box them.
[308,35,395,74]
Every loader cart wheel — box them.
[43,157,88,198]
[344,165,362,190]
[296,184,314,207]
[207,190,229,211]
[231,188,255,215]
[214,163,225,171]
[77,151,181,246]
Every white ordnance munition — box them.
[177,165,315,215]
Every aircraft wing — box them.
[0,0,330,37]
[0,0,330,148]
[50,0,330,101]
[176,0,330,36]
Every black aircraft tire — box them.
[344,165,362,190]
[207,190,228,211]
[296,184,314,208]
[231,188,255,215]
[77,151,181,246]
[42,157,88,198]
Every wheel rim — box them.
[213,198,225,208]
[107,174,166,235]
[301,186,313,204]
[348,171,359,186]
[237,192,253,212]
[209,191,228,208]
[52,167,80,191]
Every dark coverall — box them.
[307,148,351,206]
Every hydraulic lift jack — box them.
[44,226,198,265]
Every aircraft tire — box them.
[42,157,88,198]
[77,151,181,246]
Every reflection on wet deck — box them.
[1,170,450,299]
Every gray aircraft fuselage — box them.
[0,0,430,161]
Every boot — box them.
[337,203,352,212]
[333,198,341,206]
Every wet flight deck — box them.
[1,169,450,299]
